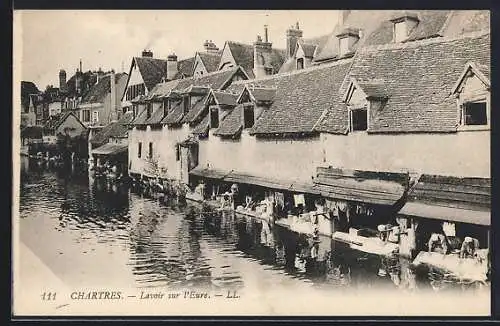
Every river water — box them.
[17,158,490,315]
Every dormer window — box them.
[349,107,368,132]
[243,104,255,128]
[390,12,419,43]
[461,101,487,126]
[336,27,360,57]
[210,107,219,128]
[452,62,491,130]
[146,103,153,119]
[297,57,304,70]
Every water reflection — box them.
[19,160,487,294]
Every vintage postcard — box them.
[13,10,491,317]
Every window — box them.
[296,58,304,70]
[210,107,219,128]
[183,96,190,114]
[92,111,99,123]
[175,144,180,161]
[349,108,368,131]
[146,103,153,119]
[138,142,142,158]
[82,110,90,122]
[462,101,487,126]
[148,142,153,159]
[243,105,255,128]
[394,22,407,43]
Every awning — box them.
[91,143,128,156]
[313,167,408,206]
[399,202,490,226]
[224,172,318,194]
[189,167,231,180]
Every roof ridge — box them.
[231,57,354,85]
[359,29,489,53]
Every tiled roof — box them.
[212,91,239,106]
[81,73,127,104]
[177,57,195,78]
[130,106,149,126]
[198,52,222,73]
[356,81,390,99]
[268,48,287,73]
[248,87,276,103]
[318,32,490,134]
[134,57,168,91]
[43,111,76,131]
[90,111,134,145]
[191,114,210,136]
[442,10,490,37]
[364,11,450,46]
[226,60,352,135]
[227,42,255,78]
[213,104,243,137]
[300,42,317,58]
[180,97,207,124]
[21,81,40,111]
[144,105,166,125]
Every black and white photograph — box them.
[13,9,491,316]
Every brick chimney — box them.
[253,25,273,79]
[286,22,303,60]
[203,40,219,54]
[167,53,178,81]
[59,69,67,93]
[142,50,154,58]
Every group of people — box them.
[427,232,481,259]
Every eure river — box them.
[18,158,489,314]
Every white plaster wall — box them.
[199,130,323,183]
[322,131,490,178]
[159,124,191,179]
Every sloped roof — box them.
[81,73,127,104]
[213,104,244,137]
[212,90,239,106]
[43,111,83,131]
[177,57,195,78]
[191,114,210,136]
[226,59,352,135]
[180,97,206,124]
[148,79,181,99]
[90,111,134,145]
[364,10,450,46]
[161,102,184,126]
[134,57,168,91]
[144,105,167,125]
[300,42,318,58]
[442,10,490,37]
[198,52,222,73]
[317,32,490,134]
[356,81,390,99]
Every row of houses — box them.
[86,10,490,274]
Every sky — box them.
[15,10,341,91]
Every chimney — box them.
[109,71,118,122]
[339,10,351,26]
[75,69,82,95]
[286,21,303,59]
[79,59,82,73]
[203,40,219,54]
[142,49,154,58]
[96,67,104,84]
[59,69,67,93]
[253,26,273,79]
[167,53,178,81]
